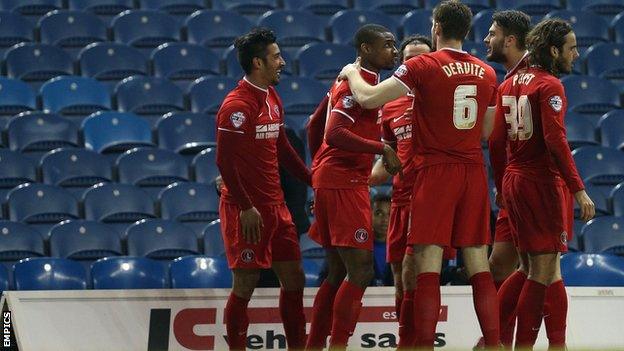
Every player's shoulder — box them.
[532,69,564,91]
[220,87,257,114]
[330,79,353,97]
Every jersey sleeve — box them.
[380,115,396,144]
[489,89,508,193]
[330,83,364,123]
[392,55,428,93]
[217,99,254,135]
[539,80,585,193]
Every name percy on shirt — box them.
[256,122,280,139]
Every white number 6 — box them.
[453,85,477,129]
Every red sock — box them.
[225,293,250,350]
[515,279,547,348]
[395,294,402,318]
[306,280,339,350]
[544,280,567,348]
[498,270,527,346]
[413,273,440,349]
[328,280,365,349]
[470,272,500,347]
[280,288,306,349]
[397,289,415,349]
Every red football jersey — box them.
[393,48,498,168]
[312,68,381,189]
[381,94,415,205]
[217,78,285,206]
[492,67,584,193]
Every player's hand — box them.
[240,207,264,244]
[337,57,361,81]
[382,144,402,176]
[495,192,505,209]
[574,190,595,222]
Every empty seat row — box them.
[567,110,624,150]
[573,216,624,255]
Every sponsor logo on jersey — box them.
[230,111,246,128]
[549,95,563,112]
[241,249,255,263]
[393,124,412,141]
[395,64,408,78]
[354,228,369,243]
[561,231,568,245]
[256,123,280,139]
[342,95,355,109]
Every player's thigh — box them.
[451,164,491,248]
[462,245,490,278]
[271,203,302,262]
[528,252,560,284]
[327,188,374,250]
[307,188,332,248]
[387,204,411,263]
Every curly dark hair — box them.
[526,19,573,76]
[399,34,432,61]
[492,10,532,50]
[234,27,277,74]
[433,0,472,41]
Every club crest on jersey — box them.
[230,111,246,128]
[561,232,568,245]
[241,249,255,263]
[395,64,408,77]
[549,96,563,112]
[342,95,355,109]
[354,228,369,243]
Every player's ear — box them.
[505,35,516,48]
[252,56,264,70]
[550,45,559,59]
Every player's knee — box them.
[278,265,305,290]
[348,266,375,288]
[232,270,261,298]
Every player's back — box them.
[394,48,497,168]
[498,66,568,184]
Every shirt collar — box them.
[360,66,380,85]
[242,76,269,94]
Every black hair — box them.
[433,0,472,41]
[399,34,432,59]
[353,24,392,53]
[492,10,532,50]
[527,19,573,75]
[234,27,277,75]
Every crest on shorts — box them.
[548,96,563,112]
[230,111,246,128]
[354,228,369,243]
[395,64,408,78]
[560,231,568,245]
[342,95,355,109]
[241,249,255,263]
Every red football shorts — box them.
[220,201,301,269]
[502,173,572,253]
[408,163,491,248]
[308,187,373,250]
[494,209,514,243]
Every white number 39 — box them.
[453,85,477,129]
[502,95,533,141]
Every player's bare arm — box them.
[339,63,408,109]
[370,157,392,185]
[481,106,496,141]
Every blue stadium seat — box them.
[585,43,624,90]
[151,43,220,89]
[0,77,37,117]
[211,0,277,16]
[297,43,354,81]
[424,0,490,14]
[464,40,487,59]
[40,148,112,197]
[567,0,624,19]
[170,255,232,288]
[561,75,620,114]
[7,112,78,154]
[598,110,624,150]
[545,10,610,51]
[575,184,611,217]
[184,10,253,48]
[7,183,79,225]
[352,0,420,17]
[40,76,111,117]
[299,233,324,258]
[566,112,599,149]
[569,220,585,251]
[156,112,216,154]
[496,0,560,16]
[276,77,327,114]
[572,146,624,186]
[0,265,8,293]
[561,253,624,286]
[115,75,185,116]
[614,12,624,44]
[203,219,225,257]
[0,0,62,21]
[67,0,133,17]
[14,257,87,290]
[283,0,348,16]
[82,111,154,154]
[0,11,33,57]
[471,9,495,43]
[79,42,148,90]
[111,10,180,50]
[302,258,322,287]
[257,10,326,48]
[0,220,44,262]
[582,216,624,254]
[5,43,73,85]
[611,182,624,217]
[188,76,236,114]
[49,220,122,260]
[116,147,188,198]
[91,256,168,289]
[0,150,37,199]
[191,148,218,184]
[402,9,433,37]
[159,182,220,225]
[38,10,107,58]
[126,219,199,259]
[329,10,398,45]
[83,183,156,227]
[138,0,204,16]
